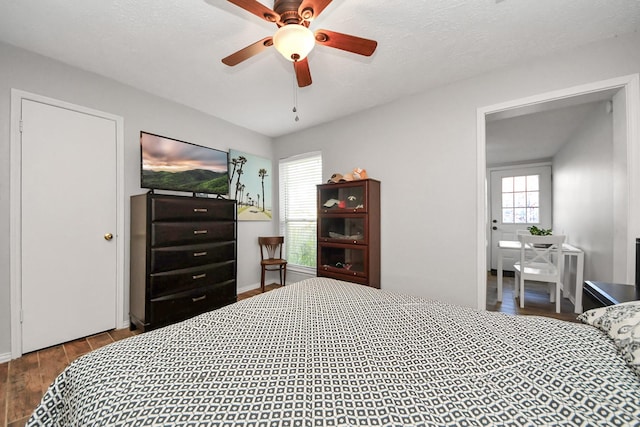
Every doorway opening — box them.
[476,74,640,311]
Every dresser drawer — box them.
[151,241,235,273]
[150,260,235,298]
[149,281,236,328]
[151,196,235,221]
[151,221,235,246]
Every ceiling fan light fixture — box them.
[273,24,315,62]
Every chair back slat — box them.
[258,236,284,260]
[517,234,565,272]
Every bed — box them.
[27,277,640,426]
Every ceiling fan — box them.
[222,0,378,87]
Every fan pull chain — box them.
[292,71,299,122]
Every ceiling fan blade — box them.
[298,0,332,21]
[227,0,279,23]
[294,58,312,87]
[222,37,273,66]
[314,29,377,56]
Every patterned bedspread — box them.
[27,278,640,426]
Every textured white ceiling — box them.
[0,0,638,137]
[486,88,621,166]
[487,101,603,166]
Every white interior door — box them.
[490,166,552,271]
[21,99,117,353]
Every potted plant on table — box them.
[527,226,552,236]
[527,226,553,247]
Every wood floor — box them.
[0,281,577,427]
[486,273,580,323]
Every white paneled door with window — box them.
[490,166,552,271]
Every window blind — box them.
[279,152,322,269]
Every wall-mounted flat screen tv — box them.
[140,131,229,196]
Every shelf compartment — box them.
[319,216,367,244]
[319,244,368,278]
[318,181,367,213]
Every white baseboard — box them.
[0,352,11,363]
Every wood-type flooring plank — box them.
[6,353,40,423]
[0,362,8,427]
[86,332,114,351]
[63,338,92,362]
[109,328,138,342]
[37,346,68,392]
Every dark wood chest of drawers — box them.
[583,280,639,310]
[130,193,237,331]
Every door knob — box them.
[492,226,497,230]
[104,233,113,241]
[492,219,497,223]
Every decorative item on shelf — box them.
[323,198,340,208]
[353,168,368,179]
[326,168,369,184]
[527,226,553,236]
[329,231,364,240]
[327,173,343,183]
[335,262,352,270]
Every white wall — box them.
[612,89,629,283]
[2,32,640,356]
[553,102,614,287]
[0,41,276,357]
[274,32,640,306]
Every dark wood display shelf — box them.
[317,179,380,288]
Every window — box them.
[501,174,540,224]
[279,152,322,270]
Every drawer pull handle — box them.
[192,295,206,302]
[192,273,207,280]
[193,208,208,213]
[193,230,208,235]
[193,251,208,257]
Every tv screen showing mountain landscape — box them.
[140,132,229,196]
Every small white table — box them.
[497,240,585,313]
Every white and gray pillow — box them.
[578,300,640,376]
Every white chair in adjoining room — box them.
[513,234,566,313]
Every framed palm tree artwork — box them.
[229,149,272,221]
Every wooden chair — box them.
[514,234,566,312]
[258,236,287,293]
